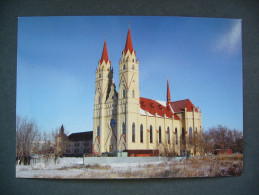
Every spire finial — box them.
[167,79,171,103]
[105,33,106,41]
[128,21,130,29]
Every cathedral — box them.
[93,27,202,156]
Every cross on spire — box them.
[128,21,130,29]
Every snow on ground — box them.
[16,155,243,178]
[16,157,177,178]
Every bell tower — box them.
[117,26,140,151]
[93,37,113,154]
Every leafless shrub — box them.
[16,115,40,165]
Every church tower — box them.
[93,38,114,154]
[117,27,140,151]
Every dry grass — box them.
[58,164,110,170]
[25,154,243,179]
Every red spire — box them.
[124,29,134,54]
[100,40,109,64]
[167,80,171,103]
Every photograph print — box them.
[16,16,243,178]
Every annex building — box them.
[93,27,202,156]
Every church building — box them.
[93,27,202,156]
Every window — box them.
[182,128,185,144]
[132,123,135,142]
[189,127,193,143]
[150,125,153,143]
[167,127,170,144]
[97,126,100,137]
[123,122,126,135]
[159,126,162,143]
[132,65,135,69]
[140,124,143,143]
[98,96,101,104]
[189,127,192,139]
[132,59,134,62]
[123,64,126,70]
[175,128,178,144]
[123,89,126,98]
[132,90,135,98]
[99,73,101,78]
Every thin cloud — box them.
[214,20,242,56]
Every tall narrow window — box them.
[132,90,135,98]
[123,89,126,98]
[189,127,193,144]
[182,128,185,144]
[123,122,126,135]
[189,127,192,139]
[167,127,170,144]
[132,123,135,142]
[97,126,100,137]
[99,73,101,78]
[175,128,178,144]
[150,125,153,143]
[140,124,143,143]
[159,126,162,143]
[98,96,101,104]
[123,64,126,70]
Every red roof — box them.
[124,29,134,54]
[170,99,198,113]
[100,40,110,64]
[140,97,180,120]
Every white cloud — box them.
[214,20,242,56]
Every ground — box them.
[16,154,243,179]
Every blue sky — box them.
[17,16,243,134]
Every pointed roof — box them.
[170,99,198,113]
[167,80,171,103]
[124,29,134,54]
[61,124,64,134]
[100,40,109,64]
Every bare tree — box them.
[16,115,39,165]
[203,125,243,154]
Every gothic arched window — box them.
[175,128,178,144]
[140,124,143,143]
[132,90,135,98]
[123,64,126,70]
[150,125,153,143]
[99,73,101,78]
[123,89,126,98]
[159,126,162,143]
[132,123,135,142]
[97,126,100,137]
[122,122,126,135]
[167,127,170,144]
[189,127,193,139]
